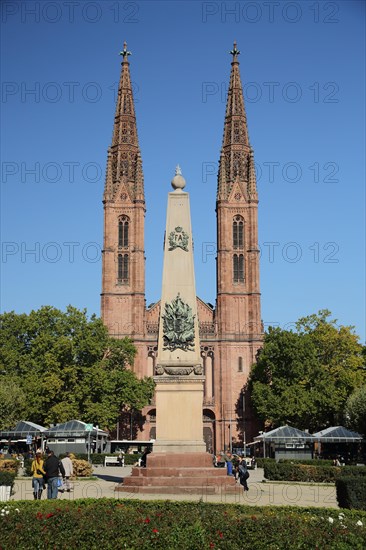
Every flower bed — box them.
[0,500,365,548]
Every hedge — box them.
[336,477,366,510]
[255,457,275,468]
[0,499,365,549]
[0,471,16,489]
[264,462,366,483]
[279,459,334,467]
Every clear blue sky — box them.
[1,0,365,342]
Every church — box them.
[101,42,263,453]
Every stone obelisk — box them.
[119,168,238,492]
[153,166,206,453]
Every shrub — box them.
[336,477,366,510]
[71,459,93,478]
[0,471,16,488]
[0,459,18,474]
[0,500,365,548]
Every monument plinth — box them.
[153,167,205,454]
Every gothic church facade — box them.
[101,43,263,452]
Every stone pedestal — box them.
[153,378,206,453]
[117,452,240,495]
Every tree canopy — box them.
[345,385,366,436]
[249,310,365,432]
[0,306,155,431]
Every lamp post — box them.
[259,431,266,458]
[242,391,246,457]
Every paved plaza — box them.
[11,466,338,508]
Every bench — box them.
[104,456,120,466]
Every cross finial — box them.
[119,41,132,61]
[175,165,182,176]
[229,41,240,61]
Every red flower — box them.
[36,512,43,520]
[152,528,159,533]
[46,513,54,519]
[217,531,223,538]
[144,517,151,523]
[209,543,215,548]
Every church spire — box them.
[217,42,255,201]
[104,42,144,202]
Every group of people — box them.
[214,452,253,492]
[31,450,74,500]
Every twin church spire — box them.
[104,42,144,203]
[217,41,257,202]
[103,41,256,205]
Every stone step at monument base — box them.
[117,484,241,495]
[116,452,241,495]
[133,467,229,478]
[122,475,237,488]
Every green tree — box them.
[249,311,365,431]
[345,385,366,436]
[0,378,26,430]
[0,306,155,431]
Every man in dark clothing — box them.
[238,458,249,492]
[44,450,65,499]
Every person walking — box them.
[44,450,65,499]
[61,452,74,492]
[31,450,46,500]
[238,458,250,492]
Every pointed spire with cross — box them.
[120,41,132,62]
[230,41,240,62]
[104,41,143,201]
[217,41,251,200]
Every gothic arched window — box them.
[118,216,129,248]
[118,253,129,283]
[233,215,244,249]
[238,356,243,372]
[233,254,244,283]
